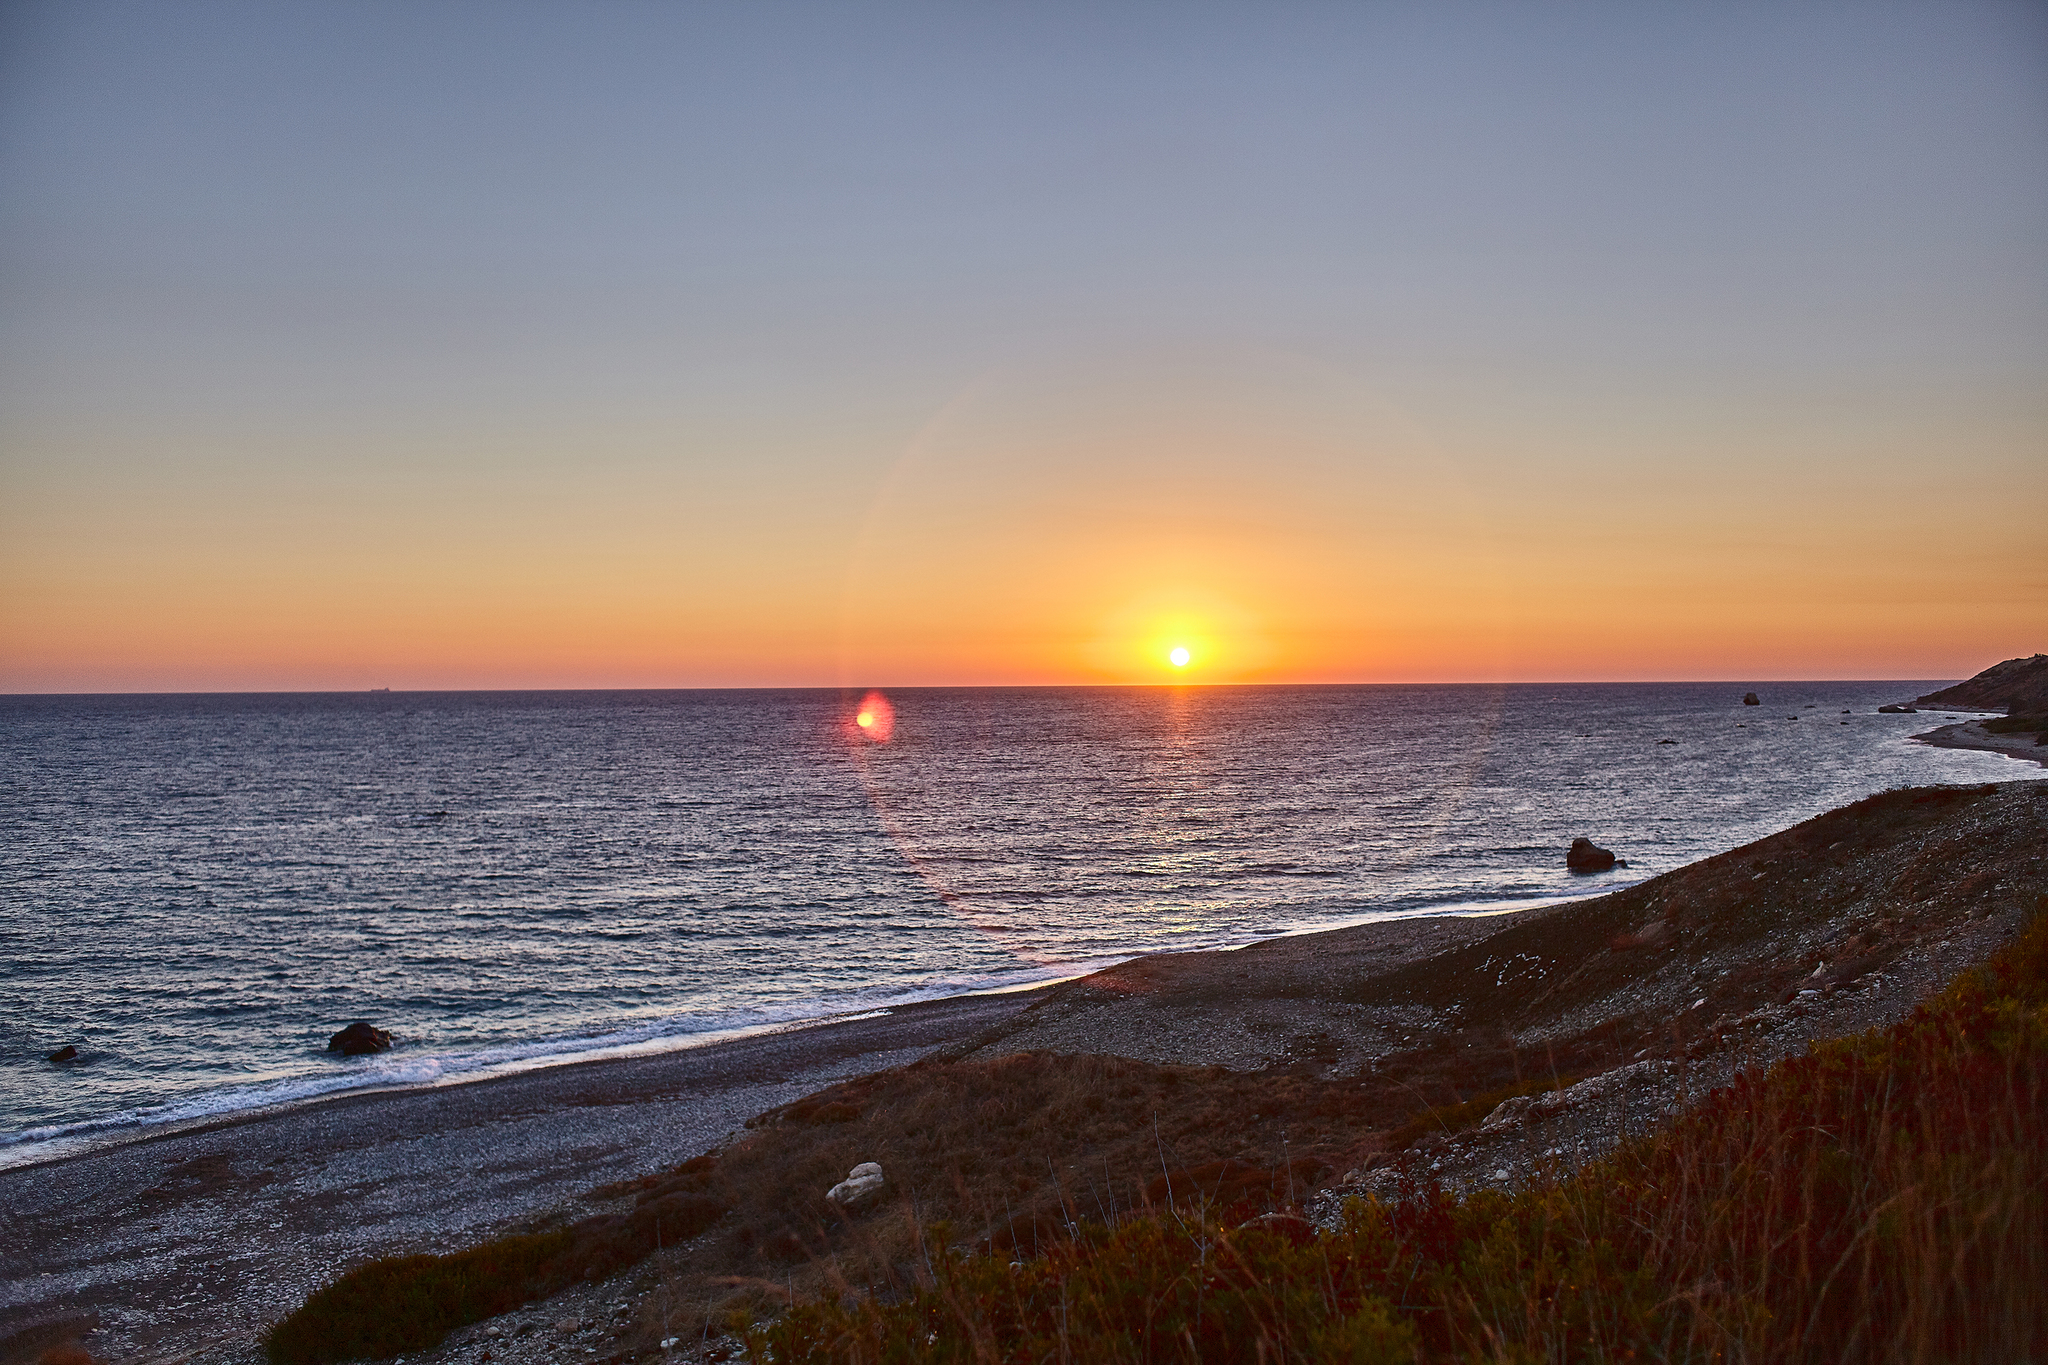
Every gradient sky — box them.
[2,1,2043,691]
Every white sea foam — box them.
[0,956,1116,1170]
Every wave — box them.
[0,957,1111,1171]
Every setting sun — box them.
[1169,646,1191,668]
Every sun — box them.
[1168,646,1191,668]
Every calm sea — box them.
[1,683,2032,1165]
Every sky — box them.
[1,1,2043,691]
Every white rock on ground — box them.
[826,1161,886,1207]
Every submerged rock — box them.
[826,1161,886,1208]
[1566,838,1618,872]
[47,1044,79,1063]
[327,1021,392,1056]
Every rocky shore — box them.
[5,779,2045,1365]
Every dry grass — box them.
[624,1051,1413,1344]
[754,906,2048,1363]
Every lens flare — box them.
[1169,646,1191,668]
[852,690,896,742]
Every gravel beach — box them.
[0,993,1032,1364]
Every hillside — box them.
[1916,653,2048,714]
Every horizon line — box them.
[0,677,1964,699]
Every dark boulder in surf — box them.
[1742,692,1761,706]
[1566,838,1618,873]
[327,1021,392,1056]
[47,1044,79,1063]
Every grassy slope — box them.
[758,909,2048,1363]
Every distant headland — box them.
[1908,653,2048,768]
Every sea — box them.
[2,682,2035,1168]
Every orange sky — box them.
[3,352,2039,691]
[2,7,2043,692]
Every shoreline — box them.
[0,987,1046,1176]
[2,895,1613,1177]
[0,986,1068,1176]
[1911,717,2048,769]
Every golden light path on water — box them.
[836,684,1507,972]
[830,349,1509,970]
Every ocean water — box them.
[1,682,2033,1165]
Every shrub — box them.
[263,1232,570,1365]
[263,1168,729,1365]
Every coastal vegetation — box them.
[263,1160,726,1365]
[758,908,2048,1362]
[262,1232,571,1365]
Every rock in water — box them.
[327,1021,392,1055]
[1742,692,1761,706]
[1566,838,1618,872]
[1877,704,1917,714]
[47,1044,79,1063]
[826,1161,886,1208]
